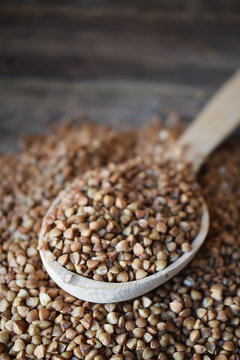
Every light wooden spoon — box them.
[39,70,240,303]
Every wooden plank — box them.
[1,2,239,154]
[1,1,240,15]
[0,78,212,153]
[0,3,239,86]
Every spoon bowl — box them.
[39,197,209,303]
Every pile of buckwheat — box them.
[0,118,240,360]
[41,155,201,282]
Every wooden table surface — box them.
[0,1,240,152]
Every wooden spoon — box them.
[39,70,240,303]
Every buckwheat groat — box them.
[0,119,240,359]
[43,156,202,282]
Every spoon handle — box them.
[177,70,240,165]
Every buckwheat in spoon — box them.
[39,71,240,303]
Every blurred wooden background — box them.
[0,0,240,152]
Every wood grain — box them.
[1,1,239,153]
[1,2,240,86]
[0,78,212,153]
